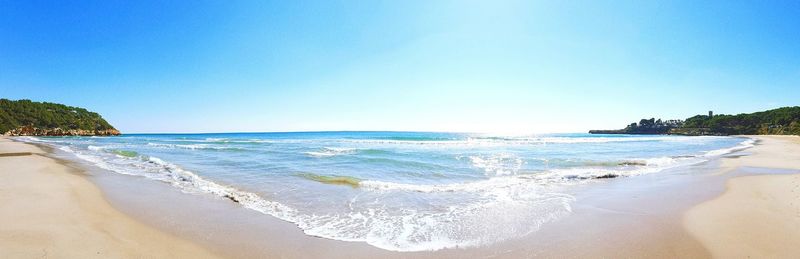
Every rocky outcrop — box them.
[667,128,726,136]
[3,125,121,136]
[588,129,629,134]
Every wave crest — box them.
[304,147,358,157]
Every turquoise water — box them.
[23,132,751,251]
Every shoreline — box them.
[2,135,799,257]
[0,137,221,258]
[684,135,800,258]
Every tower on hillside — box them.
[708,111,713,117]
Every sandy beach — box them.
[685,135,800,258]
[3,0,798,257]
[1,135,799,258]
[0,137,221,258]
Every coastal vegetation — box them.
[590,106,800,136]
[0,99,120,136]
[589,118,684,134]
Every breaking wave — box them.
[304,147,358,157]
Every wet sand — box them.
[0,138,221,258]
[685,135,800,258]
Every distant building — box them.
[708,111,713,117]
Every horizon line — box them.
[118,130,588,135]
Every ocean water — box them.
[22,132,751,251]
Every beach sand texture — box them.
[0,138,221,258]
[685,135,800,258]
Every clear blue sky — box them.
[2,1,799,133]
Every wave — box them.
[358,167,652,194]
[470,136,660,144]
[155,138,277,144]
[304,147,358,157]
[361,176,530,193]
[365,136,460,141]
[325,135,726,146]
[571,137,754,172]
[368,138,756,195]
[84,145,139,157]
[305,148,397,159]
[703,138,755,157]
[146,142,245,151]
[53,144,300,222]
[460,153,524,176]
[19,136,69,144]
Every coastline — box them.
[0,137,221,258]
[2,135,799,258]
[684,135,800,258]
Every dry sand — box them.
[685,135,800,258]
[0,138,222,258]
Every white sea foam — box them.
[361,176,525,193]
[159,138,276,144]
[379,138,757,193]
[703,138,755,157]
[55,144,300,222]
[464,153,524,176]
[18,136,42,142]
[360,166,658,194]
[304,147,358,157]
[146,142,243,151]
[307,173,576,251]
[298,190,575,251]
[643,156,681,167]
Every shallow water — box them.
[22,132,751,251]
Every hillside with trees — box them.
[589,118,684,134]
[590,106,800,136]
[0,99,120,136]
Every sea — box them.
[20,132,752,251]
